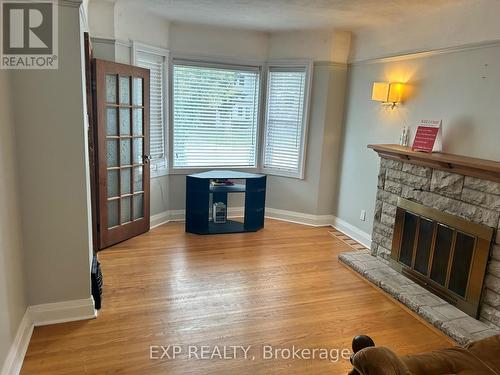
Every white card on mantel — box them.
[412,119,443,153]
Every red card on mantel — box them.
[412,120,442,153]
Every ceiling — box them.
[117,0,466,32]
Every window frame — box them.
[168,56,265,175]
[131,41,170,178]
[261,60,313,179]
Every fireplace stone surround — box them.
[339,145,500,344]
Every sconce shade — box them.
[388,82,403,103]
[372,82,390,102]
[372,82,404,104]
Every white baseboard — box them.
[1,310,33,375]
[265,209,372,247]
[151,207,332,228]
[265,208,335,227]
[150,211,171,228]
[167,209,186,222]
[150,207,244,229]
[227,207,244,218]
[150,208,373,249]
[331,216,372,248]
[29,297,96,327]
[150,209,186,228]
[1,297,95,375]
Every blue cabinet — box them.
[185,170,266,234]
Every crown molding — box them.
[90,36,115,45]
[115,39,132,48]
[90,37,133,48]
[349,39,500,66]
[314,61,348,68]
[172,51,266,67]
[86,40,335,68]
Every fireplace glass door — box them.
[391,198,494,318]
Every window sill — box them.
[262,168,304,180]
[168,166,260,175]
[150,166,304,179]
[150,164,168,179]
[151,171,168,179]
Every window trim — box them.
[261,60,313,179]
[131,41,170,178]
[168,56,265,175]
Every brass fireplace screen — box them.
[391,198,494,318]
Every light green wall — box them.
[160,62,347,217]
[0,70,27,370]
[266,63,347,214]
[92,39,348,216]
[11,6,92,305]
[336,44,500,236]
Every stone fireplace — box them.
[339,144,500,344]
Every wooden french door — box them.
[94,59,151,249]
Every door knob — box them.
[143,154,151,163]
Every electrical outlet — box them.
[360,210,366,221]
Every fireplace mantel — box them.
[368,144,500,182]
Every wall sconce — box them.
[372,82,404,109]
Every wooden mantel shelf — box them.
[368,144,500,182]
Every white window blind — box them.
[135,50,167,173]
[263,66,309,178]
[172,62,260,169]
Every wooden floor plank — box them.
[21,219,452,374]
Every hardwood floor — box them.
[21,219,452,374]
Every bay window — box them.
[172,61,261,169]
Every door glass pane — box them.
[133,194,144,220]
[121,196,131,223]
[108,200,119,228]
[119,76,130,105]
[119,108,131,136]
[133,108,143,135]
[133,138,143,164]
[106,108,118,136]
[107,140,118,167]
[134,166,143,192]
[133,77,143,106]
[120,139,131,166]
[106,74,116,103]
[121,168,131,195]
[107,170,119,198]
